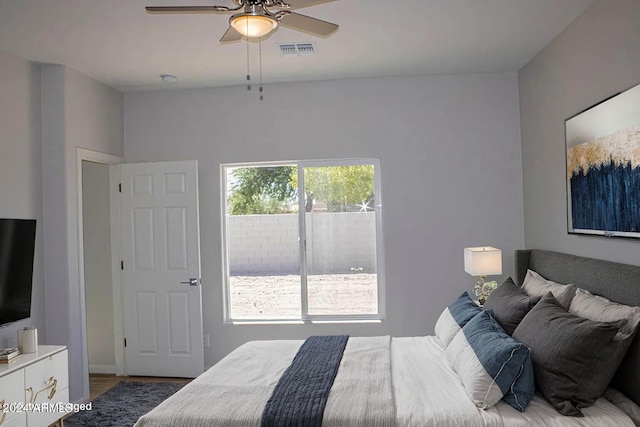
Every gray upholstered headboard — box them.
[515,249,640,407]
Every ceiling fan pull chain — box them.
[259,37,264,101]
[246,22,251,91]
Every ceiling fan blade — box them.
[145,6,231,14]
[220,26,243,42]
[278,12,338,37]
[280,0,338,11]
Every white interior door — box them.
[119,160,204,377]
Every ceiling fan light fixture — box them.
[230,14,278,38]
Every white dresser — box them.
[0,346,69,427]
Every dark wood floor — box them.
[89,374,192,400]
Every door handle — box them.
[180,278,199,286]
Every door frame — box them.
[76,148,124,400]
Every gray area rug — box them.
[64,381,184,427]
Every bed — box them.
[135,249,640,426]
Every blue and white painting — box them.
[566,83,640,238]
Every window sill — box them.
[310,319,383,324]
[225,319,383,326]
[226,320,305,325]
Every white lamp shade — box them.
[464,246,502,276]
[230,14,278,38]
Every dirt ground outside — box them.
[229,273,378,319]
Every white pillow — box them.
[604,388,640,426]
[522,269,576,309]
[434,309,460,347]
[446,310,534,411]
[569,288,640,341]
[434,292,482,347]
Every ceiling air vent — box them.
[278,42,317,56]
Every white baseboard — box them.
[89,363,117,374]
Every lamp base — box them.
[474,275,487,302]
[475,278,499,305]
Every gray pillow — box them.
[512,293,619,416]
[569,288,640,406]
[483,277,541,335]
[522,269,577,309]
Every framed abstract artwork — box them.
[565,83,640,238]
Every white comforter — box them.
[392,336,634,427]
[136,336,394,427]
[136,336,634,427]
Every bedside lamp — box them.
[464,246,502,304]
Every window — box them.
[221,159,384,322]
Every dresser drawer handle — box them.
[27,377,58,404]
[47,377,58,400]
[0,399,6,425]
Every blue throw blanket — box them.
[261,335,349,427]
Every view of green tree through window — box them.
[227,166,297,215]
[223,159,383,321]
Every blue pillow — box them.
[502,349,535,412]
[446,310,535,411]
[435,292,483,346]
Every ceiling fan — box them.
[146,0,339,42]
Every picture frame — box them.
[565,82,640,239]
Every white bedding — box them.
[136,336,634,427]
[135,340,301,427]
[393,336,634,427]
[136,337,394,427]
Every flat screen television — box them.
[0,219,36,327]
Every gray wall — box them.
[519,0,640,263]
[41,65,124,402]
[82,161,115,373]
[124,73,524,367]
[0,51,45,347]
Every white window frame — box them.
[221,158,385,324]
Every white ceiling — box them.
[0,0,594,92]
